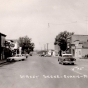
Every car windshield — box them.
[63,55,72,57]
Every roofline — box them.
[6,39,18,41]
[74,40,79,42]
[73,34,88,36]
[0,33,6,37]
[68,34,88,37]
[67,34,88,39]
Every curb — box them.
[0,61,7,65]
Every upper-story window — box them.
[1,36,6,47]
[0,33,6,47]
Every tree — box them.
[4,48,12,59]
[54,31,74,51]
[18,36,35,54]
[4,41,13,58]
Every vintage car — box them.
[39,52,46,57]
[40,53,45,57]
[7,54,27,62]
[29,52,32,56]
[44,54,51,57]
[22,54,29,58]
[58,54,76,65]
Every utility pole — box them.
[44,44,46,50]
[47,43,49,51]
[86,16,88,34]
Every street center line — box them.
[70,67,84,75]
[71,70,83,75]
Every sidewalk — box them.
[0,59,7,65]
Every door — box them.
[72,49,75,56]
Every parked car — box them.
[22,54,29,58]
[7,54,27,62]
[38,51,45,57]
[40,54,45,57]
[44,54,51,57]
[29,52,32,56]
[58,54,76,65]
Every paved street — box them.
[0,55,88,88]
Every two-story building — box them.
[54,34,88,58]
[67,35,88,58]
[0,33,6,60]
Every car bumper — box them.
[7,59,16,62]
[7,59,12,62]
[63,61,76,64]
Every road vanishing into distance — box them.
[0,55,88,88]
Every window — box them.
[63,55,72,57]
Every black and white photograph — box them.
[0,0,88,88]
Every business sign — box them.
[76,44,82,48]
[10,43,15,47]
[71,46,75,49]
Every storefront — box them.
[0,33,6,60]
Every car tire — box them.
[6,59,9,62]
[12,59,15,62]
[22,59,24,61]
[59,61,61,64]
[62,62,65,65]
[72,63,74,65]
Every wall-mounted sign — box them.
[1,36,5,47]
[72,46,75,49]
[10,44,15,47]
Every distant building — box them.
[47,49,54,56]
[0,33,6,60]
[54,44,60,56]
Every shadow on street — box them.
[58,63,77,66]
[0,62,15,67]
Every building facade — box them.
[54,35,88,58]
[6,39,19,55]
[67,35,88,58]
[54,44,60,56]
[47,49,54,56]
[6,39,18,50]
[0,33,6,60]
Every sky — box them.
[0,0,88,50]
